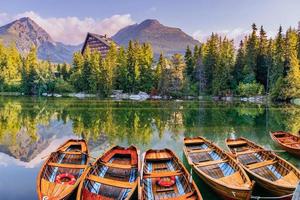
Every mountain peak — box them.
[0,17,54,52]
[140,19,161,27]
[113,19,200,57]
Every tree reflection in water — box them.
[0,97,299,165]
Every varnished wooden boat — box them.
[270,131,300,157]
[226,137,300,197]
[37,139,89,200]
[140,148,203,200]
[183,137,254,200]
[77,145,139,200]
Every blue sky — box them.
[1,0,300,44]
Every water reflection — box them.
[0,97,299,199]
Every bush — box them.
[237,82,264,97]
[53,78,74,93]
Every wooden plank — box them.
[227,140,247,146]
[87,175,135,188]
[143,171,182,178]
[247,160,276,170]
[184,139,204,144]
[48,162,86,169]
[166,191,194,200]
[101,162,132,169]
[59,151,83,155]
[196,159,227,167]
[188,148,211,153]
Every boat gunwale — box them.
[76,144,140,200]
[140,148,203,200]
[36,139,90,200]
[270,131,300,151]
[183,136,254,192]
[225,137,300,191]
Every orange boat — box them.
[226,137,300,198]
[139,148,203,200]
[183,137,254,200]
[37,139,89,200]
[77,145,139,200]
[270,131,300,157]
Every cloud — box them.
[0,11,135,45]
[193,28,278,47]
[193,28,249,46]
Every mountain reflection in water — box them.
[0,97,299,199]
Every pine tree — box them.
[184,46,194,81]
[244,24,258,83]
[139,43,154,92]
[114,47,128,91]
[233,40,246,88]
[21,46,38,95]
[280,29,300,100]
[170,53,185,95]
[256,26,269,88]
[203,33,220,93]
[194,45,206,95]
[270,26,285,92]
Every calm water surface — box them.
[0,97,299,200]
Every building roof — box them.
[81,32,117,54]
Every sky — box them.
[0,0,300,45]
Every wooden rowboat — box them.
[226,137,300,197]
[270,131,300,157]
[77,145,139,200]
[183,137,254,200]
[37,139,89,200]
[140,148,203,200]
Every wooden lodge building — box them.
[81,32,118,58]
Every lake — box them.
[0,97,299,199]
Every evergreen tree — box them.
[169,53,185,95]
[270,26,285,91]
[21,46,38,95]
[114,47,128,91]
[233,40,246,88]
[256,26,269,88]
[203,33,220,93]
[280,29,300,100]
[139,43,154,92]
[244,24,258,83]
[184,46,194,82]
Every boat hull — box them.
[270,132,300,157]
[192,166,252,200]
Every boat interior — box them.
[273,132,300,147]
[228,139,300,187]
[43,143,88,182]
[142,150,197,200]
[185,138,249,187]
[82,146,138,199]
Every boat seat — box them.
[156,187,175,193]
[184,139,204,144]
[228,141,247,146]
[247,160,276,170]
[188,148,211,153]
[236,149,262,156]
[101,162,133,170]
[218,172,246,187]
[196,159,227,167]
[48,162,86,169]
[275,171,299,186]
[166,191,195,200]
[59,151,83,155]
[143,170,182,178]
[87,175,135,188]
